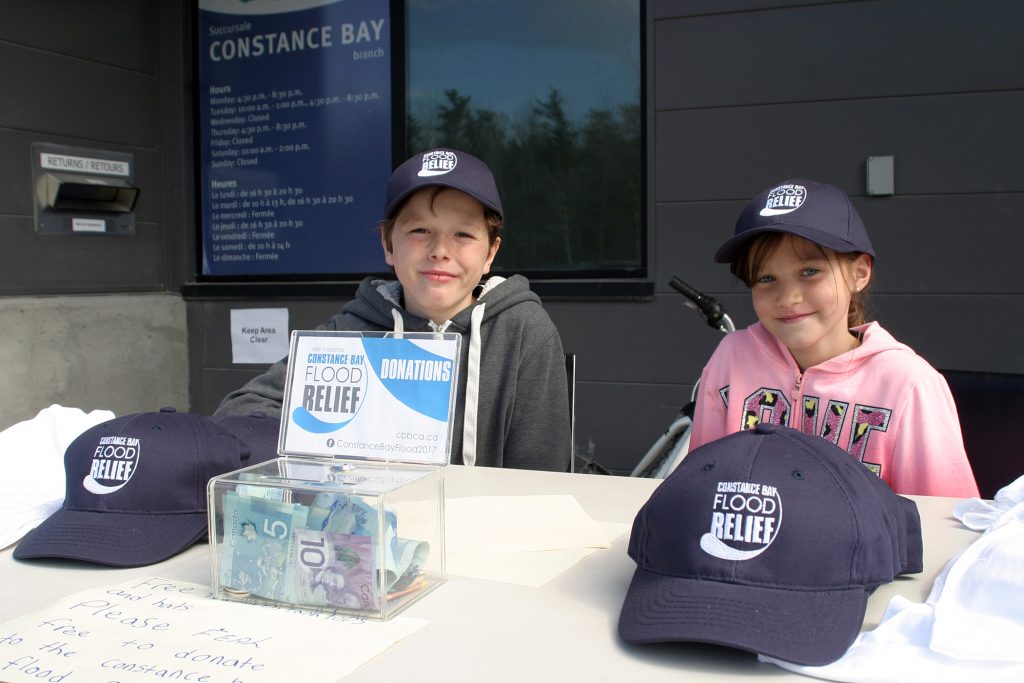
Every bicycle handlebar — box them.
[669,276,728,331]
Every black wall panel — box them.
[656,0,1024,110]
[655,91,1024,202]
[0,1,155,71]
[0,43,157,147]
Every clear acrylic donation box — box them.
[208,331,460,620]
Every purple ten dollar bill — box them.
[293,528,378,611]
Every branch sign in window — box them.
[280,332,461,465]
[198,0,392,276]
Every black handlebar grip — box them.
[669,276,725,329]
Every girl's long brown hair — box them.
[731,232,871,328]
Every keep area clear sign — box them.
[280,331,461,465]
[198,0,392,276]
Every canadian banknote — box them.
[293,528,378,610]
[220,490,309,602]
[306,492,430,593]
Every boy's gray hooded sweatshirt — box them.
[214,275,571,471]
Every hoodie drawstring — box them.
[461,303,486,466]
[391,308,404,336]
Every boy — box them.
[215,148,571,471]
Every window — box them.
[405,0,644,279]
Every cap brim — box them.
[13,508,207,567]
[894,495,923,574]
[618,567,869,666]
[714,224,870,263]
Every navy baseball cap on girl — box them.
[14,408,248,567]
[382,148,503,220]
[618,423,919,666]
[715,179,876,263]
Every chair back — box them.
[565,352,576,472]
[940,368,1024,499]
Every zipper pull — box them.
[791,373,803,402]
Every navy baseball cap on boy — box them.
[383,148,503,220]
[715,179,876,263]
[619,423,918,666]
[14,408,247,567]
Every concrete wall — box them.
[0,295,188,428]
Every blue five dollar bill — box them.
[221,490,309,602]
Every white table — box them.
[0,466,981,681]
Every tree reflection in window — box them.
[406,1,643,278]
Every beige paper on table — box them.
[0,576,427,683]
[439,495,630,587]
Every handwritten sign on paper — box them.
[0,576,428,682]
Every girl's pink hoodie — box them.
[691,321,980,498]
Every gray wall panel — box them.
[654,199,748,292]
[874,295,1024,375]
[0,216,165,294]
[655,91,1024,202]
[0,0,156,71]
[0,43,157,147]
[656,0,1024,110]
[858,194,1024,294]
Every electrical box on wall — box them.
[866,155,895,196]
[32,142,140,235]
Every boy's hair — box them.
[379,186,504,252]
[731,232,871,328]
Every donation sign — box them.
[280,331,460,464]
[198,0,392,276]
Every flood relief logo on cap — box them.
[83,434,140,494]
[759,183,807,217]
[700,480,783,561]
[418,150,457,177]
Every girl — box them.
[689,179,979,497]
